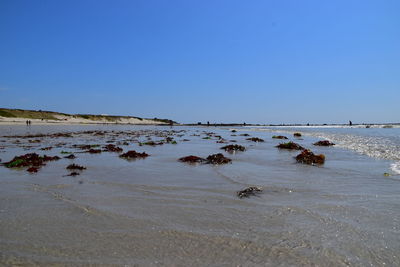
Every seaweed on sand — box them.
[313,140,335,146]
[237,186,263,198]
[3,153,60,172]
[120,150,149,159]
[276,142,304,150]
[246,137,264,142]
[206,153,232,165]
[103,144,123,152]
[64,154,76,159]
[295,149,325,165]
[86,149,102,154]
[272,135,288,139]
[179,155,206,163]
[220,144,246,152]
[66,164,86,170]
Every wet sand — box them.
[0,125,399,266]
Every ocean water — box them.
[0,125,399,266]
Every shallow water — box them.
[0,125,399,266]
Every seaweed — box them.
[120,150,149,159]
[139,141,164,146]
[206,153,232,165]
[295,149,325,165]
[3,153,60,172]
[27,167,39,173]
[293,133,302,137]
[272,135,288,139]
[220,144,246,152]
[237,187,263,198]
[276,142,304,150]
[86,149,102,154]
[65,172,80,176]
[66,164,86,170]
[313,140,335,146]
[103,144,123,152]
[246,137,264,142]
[179,155,206,163]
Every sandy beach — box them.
[0,124,399,265]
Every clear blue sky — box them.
[0,0,399,124]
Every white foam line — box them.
[391,162,400,175]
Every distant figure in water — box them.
[207,121,210,126]
[349,120,353,126]
[243,122,246,126]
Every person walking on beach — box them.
[26,120,29,126]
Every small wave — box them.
[249,127,400,163]
[391,162,400,175]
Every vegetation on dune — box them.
[0,108,60,120]
[0,108,175,124]
[0,110,16,118]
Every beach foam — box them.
[390,162,400,175]
[251,126,400,162]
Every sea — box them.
[0,124,399,266]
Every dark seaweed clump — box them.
[206,153,232,165]
[73,144,100,150]
[86,149,102,154]
[64,154,76,159]
[27,167,39,173]
[293,132,302,137]
[272,135,288,139]
[3,153,60,172]
[139,141,164,146]
[246,137,264,142]
[313,140,335,146]
[220,144,246,152]
[179,155,206,163]
[66,164,87,170]
[276,142,304,150]
[237,186,263,198]
[103,144,123,152]
[296,149,325,165]
[120,150,149,159]
[66,172,80,176]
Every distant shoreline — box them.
[0,108,174,126]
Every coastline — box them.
[0,116,169,125]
